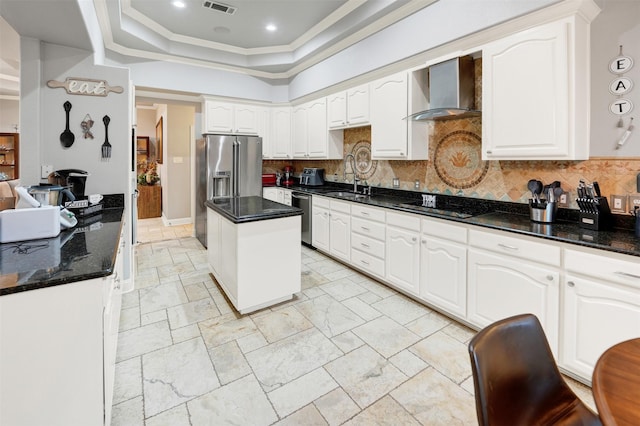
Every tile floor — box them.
[112,219,597,425]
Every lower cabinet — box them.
[0,258,124,426]
[329,202,350,262]
[385,211,420,295]
[312,196,330,252]
[419,218,467,319]
[560,248,640,381]
[262,187,291,205]
[467,248,560,354]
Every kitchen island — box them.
[205,196,302,314]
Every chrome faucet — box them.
[343,153,359,193]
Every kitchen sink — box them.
[324,191,370,201]
[395,203,474,219]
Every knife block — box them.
[578,196,612,230]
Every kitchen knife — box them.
[593,181,601,198]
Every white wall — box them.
[19,42,130,196]
[589,0,640,157]
[164,104,194,222]
[0,99,19,133]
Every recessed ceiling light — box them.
[265,24,277,32]
[172,1,186,8]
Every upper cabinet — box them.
[481,15,592,160]
[327,84,370,129]
[203,100,259,135]
[269,107,293,159]
[292,98,343,159]
[370,71,428,160]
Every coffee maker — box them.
[283,166,294,186]
[48,169,89,199]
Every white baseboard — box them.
[161,214,192,227]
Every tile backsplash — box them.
[263,123,640,213]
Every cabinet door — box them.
[256,107,270,158]
[370,72,408,159]
[312,205,330,252]
[420,236,467,318]
[329,210,350,262]
[347,84,369,126]
[262,187,277,202]
[468,249,559,354]
[561,275,640,380]
[292,105,308,158]
[205,101,235,133]
[234,105,259,134]
[386,226,420,294]
[307,99,328,158]
[282,189,292,206]
[271,107,292,159]
[327,92,347,129]
[482,19,572,159]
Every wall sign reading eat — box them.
[47,77,123,97]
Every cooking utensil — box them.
[527,179,543,204]
[593,181,601,197]
[60,101,75,148]
[101,115,111,159]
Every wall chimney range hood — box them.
[407,55,480,121]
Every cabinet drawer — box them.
[352,233,385,258]
[330,199,351,214]
[422,217,467,244]
[313,195,330,209]
[469,229,560,267]
[386,211,420,231]
[351,248,385,278]
[351,204,385,222]
[565,248,640,290]
[351,217,385,241]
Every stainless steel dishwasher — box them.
[292,192,312,245]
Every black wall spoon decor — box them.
[60,101,75,148]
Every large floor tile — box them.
[313,388,360,426]
[324,345,407,408]
[409,331,472,384]
[352,316,421,358]
[139,282,189,314]
[145,404,191,426]
[296,294,365,337]
[111,395,144,426]
[188,375,278,426]
[142,338,220,417]
[113,357,142,405]
[372,294,430,325]
[320,278,367,301]
[208,341,252,385]
[252,305,314,343]
[391,368,477,425]
[116,320,173,362]
[198,313,257,348]
[166,297,220,329]
[275,404,328,426]
[267,368,338,418]
[343,395,419,426]
[245,328,343,392]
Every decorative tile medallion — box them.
[434,130,488,189]
[351,140,377,180]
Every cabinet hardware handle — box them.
[486,150,493,154]
[421,239,427,244]
[361,227,370,231]
[614,271,640,280]
[412,237,417,242]
[360,243,370,248]
[360,260,370,265]
[567,281,575,287]
[361,211,369,216]
[546,275,554,281]
[498,243,519,251]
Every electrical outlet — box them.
[414,180,420,189]
[41,164,53,179]
[558,191,569,208]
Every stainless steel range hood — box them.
[407,55,480,121]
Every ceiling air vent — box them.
[202,1,236,15]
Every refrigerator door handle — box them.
[232,139,239,196]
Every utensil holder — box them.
[530,200,557,223]
[577,196,612,230]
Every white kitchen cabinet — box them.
[0,252,124,426]
[350,204,386,278]
[419,218,467,319]
[312,196,331,252]
[270,107,292,159]
[329,199,351,262]
[256,106,271,158]
[262,187,278,202]
[370,71,428,160]
[467,229,560,354]
[292,98,344,159]
[385,211,421,295]
[481,15,592,160]
[560,248,640,381]
[327,84,370,129]
[203,100,259,134]
[207,206,222,273]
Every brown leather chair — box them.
[468,314,602,426]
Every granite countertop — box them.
[206,196,302,224]
[284,184,640,258]
[0,207,124,296]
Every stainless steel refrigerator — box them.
[195,134,263,247]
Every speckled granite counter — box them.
[0,204,124,296]
[205,196,302,223]
[284,184,640,258]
